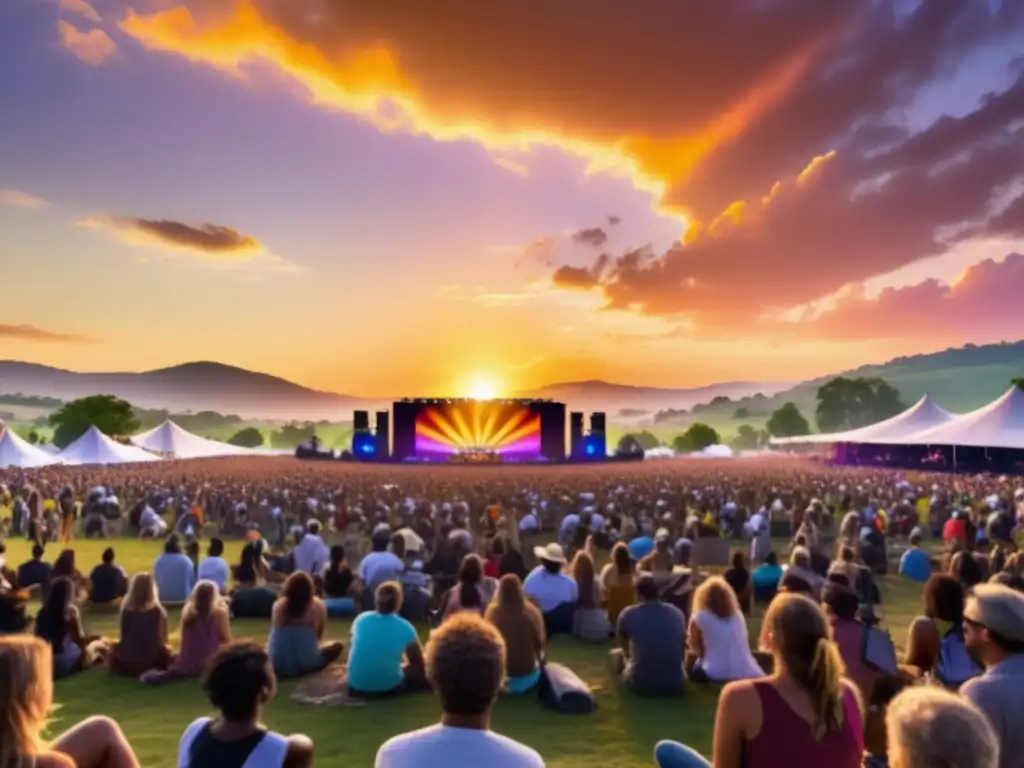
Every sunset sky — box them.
[2,0,1023,397]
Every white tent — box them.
[770,395,955,446]
[59,426,161,465]
[0,427,62,469]
[133,420,252,459]
[889,386,1024,449]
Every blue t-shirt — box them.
[347,612,418,693]
[627,536,654,561]
[899,548,932,583]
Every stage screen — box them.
[414,401,543,459]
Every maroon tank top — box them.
[745,681,863,768]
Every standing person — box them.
[375,613,545,767]
[177,643,314,768]
[58,488,76,544]
[655,593,864,768]
[610,573,686,697]
[960,584,1024,768]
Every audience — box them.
[752,551,783,603]
[268,572,343,678]
[109,572,174,677]
[821,581,883,702]
[293,520,331,576]
[358,532,406,597]
[611,573,686,696]
[863,676,909,768]
[322,544,360,616]
[153,535,196,603]
[178,642,314,768]
[348,581,426,697]
[144,580,231,684]
[442,554,491,620]
[571,551,611,641]
[787,546,825,599]
[34,576,110,677]
[600,542,637,626]
[686,576,762,683]
[88,547,128,605]
[722,551,753,614]
[960,584,1024,768]
[197,537,231,593]
[375,613,545,767]
[899,530,932,583]
[51,549,88,597]
[230,541,278,619]
[656,593,863,768]
[524,544,578,635]
[886,686,998,768]
[16,543,51,593]
[904,574,981,686]
[485,574,546,694]
[0,636,140,768]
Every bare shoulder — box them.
[36,752,76,768]
[283,734,315,768]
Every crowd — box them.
[1,456,1024,767]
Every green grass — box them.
[2,538,927,767]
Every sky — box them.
[1,0,1023,398]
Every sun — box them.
[466,377,501,400]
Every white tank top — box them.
[694,610,764,682]
[177,718,289,768]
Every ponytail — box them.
[807,636,845,739]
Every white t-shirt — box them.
[693,610,763,682]
[358,551,405,586]
[523,566,578,613]
[197,557,230,591]
[375,724,544,768]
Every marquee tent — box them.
[0,427,61,469]
[887,386,1024,450]
[770,395,955,446]
[133,420,253,459]
[59,426,161,465]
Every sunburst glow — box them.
[415,401,541,457]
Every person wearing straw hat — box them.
[524,543,577,636]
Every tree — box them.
[26,429,39,445]
[672,423,720,453]
[48,394,139,448]
[733,407,750,420]
[1012,377,1024,390]
[766,402,811,438]
[815,377,905,433]
[228,427,265,448]
[620,430,661,450]
[731,424,766,451]
[271,424,316,449]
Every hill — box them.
[664,340,1024,435]
[0,361,387,421]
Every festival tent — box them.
[885,386,1024,450]
[59,426,161,465]
[770,395,955,446]
[0,427,62,469]
[132,420,253,459]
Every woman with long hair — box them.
[34,576,109,678]
[109,572,174,677]
[600,541,637,626]
[142,580,231,684]
[322,544,360,618]
[903,573,981,687]
[723,550,753,614]
[687,576,763,683]
[0,636,140,768]
[485,574,546,694]
[656,593,863,768]
[267,571,343,678]
[229,541,278,619]
[50,550,87,598]
[442,554,491,620]
[571,550,611,641]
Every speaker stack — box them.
[585,412,607,459]
[351,411,376,460]
[569,412,585,460]
[375,411,391,460]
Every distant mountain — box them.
[0,361,389,421]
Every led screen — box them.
[414,401,542,459]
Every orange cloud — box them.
[0,324,92,344]
[57,20,116,66]
[59,0,101,24]
[0,189,48,210]
[78,215,263,259]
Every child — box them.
[863,675,910,768]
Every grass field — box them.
[1,537,927,767]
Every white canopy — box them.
[770,395,955,446]
[59,426,161,465]
[889,386,1024,449]
[0,427,62,469]
[133,420,252,459]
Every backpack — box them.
[935,627,982,689]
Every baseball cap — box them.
[965,584,1024,642]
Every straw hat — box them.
[533,542,568,564]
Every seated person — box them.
[687,577,762,683]
[50,550,88,598]
[347,581,427,697]
[440,554,493,622]
[34,576,110,677]
[267,572,343,679]
[197,537,231,593]
[899,529,932,583]
[752,551,783,602]
[821,581,885,703]
[178,643,313,768]
[610,573,686,696]
[903,574,981,686]
[863,675,910,768]
[88,548,128,605]
[600,542,637,627]
[108,573,174,677]
[0,550,30,634]
[322,544,360,616]
[358,531,405,599]
[524,544,578,635]
[152,535,195,604]
[786,546,825,600]
[485,575,546,694]
[1,636,140,768]
[144,580,232,684]
[722,550,753,614]
[230,542,278,619]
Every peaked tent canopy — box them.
[59,426,161,465]
[889,386,1024,450]
[133,420,253,459]
[771,395,955,446]
[0,427,62,469]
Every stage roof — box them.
[886,385,1024,450]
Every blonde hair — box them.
[886,686,998,768]
[764,593,850,739]
[123,572,159,613]
[0,637,54,768]
[181,580,222,630]
[692,576,739,619]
